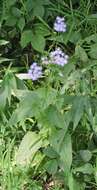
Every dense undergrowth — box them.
[1,0,97,189]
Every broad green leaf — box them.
[59,133,72,172]
[45,159,58,175]
[0,73,17,109]
[31,33,45,52]
[25,0,36,12]
[89,43,97,59]
[34,23,51,37]
[5,16,17,26]
[71,96,85,130]
[79,150,92,162]
[68,173,85,190]
[50,128,66,153]
[94,158,97,185]
[16,131,42,165]
[21,30,33,48]
[11,7,21,18]
[0,72,26,110]
[18,17,25,31]
[84,34,97,43]
[69,31,82,44]
[44,146,58,158]
[39,105,65,129]
[75,45,88,62]
[73,163,93,174]
[8,87,57,126]
[33,5,45,17]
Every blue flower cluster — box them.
[54,16,66,32]
[28,62,42,81]
[41,48,68,66]
[28,16,68,81]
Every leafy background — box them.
[1,0,97,189]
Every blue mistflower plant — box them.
[54,16,66,32]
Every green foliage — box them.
[1,0,97,189]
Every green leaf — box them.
[50,128,66,153]
[0,73,17,109]
[84,98,93,126]
[0,72,26,110]
[75,45,88,62]
[5,16,17,26]
[33,5,45,17]
[84,34,97,43]
[44,146,58,158]
[31,33,45,52]
[34,23,51,37]
[25,0,36,12]
[40,105,65,129]
[68,173,85,190]
[16,131,42,166]
[69,31,82,44]
[0,57,11,63]
[0,40,9,45]
[79,150,92,162]
[71,96,85,130]
[8,87,57,126]
[18,17,25,31]
[11,7,21,18]
[59,133,72,172]
[21,30,33,48]
[73,163,93,174]
[45,159,58,175]
[89,43,97,59]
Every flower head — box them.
[54,16,66,32]
[41,48,68,67]
[28,62,42,81]
[50,48,68,66]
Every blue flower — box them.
[50,48,68,66]
[41,48,68,67]
[54,16,66,32]
[28,62,43,81]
